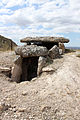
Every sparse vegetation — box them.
[65,48,76,53]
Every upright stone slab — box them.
[37,56,47,76]
[59,42,65,54]
[49,45,59,59]
[11,56,22,83]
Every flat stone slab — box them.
[20,37,69,43]
[0,66,11,77]
[0,66,11,72]
[15,45,48,57]
[42,67,55,72]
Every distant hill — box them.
[66,47,80,50]
[0,35,17,51]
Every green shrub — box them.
[65,49,76,53]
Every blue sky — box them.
[0,0,80,46]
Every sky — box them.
[0,0,80,47]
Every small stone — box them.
[0,66,11,77]
[9,107,13,111]
[18,108,26,112]
[41,105,51,112]
[32,77,37,81]
[13,108,17,112]
[22,91,28,96]
[42,67,54,72]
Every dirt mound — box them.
[0,35,17,51]
[0,51,80,120]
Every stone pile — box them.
[11,37,69,83]
[11,45,48,83]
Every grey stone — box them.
[14,56,22,65]
[37,56,47,76]
[49,45,59,59]
[15,45,48,58]
[59,42,65,54]
[0,66,11,77]
[59,49,63,55]
[42,67,54,72]
[11,56,22,83]
[20,36,69,43]
[11,64,22,83]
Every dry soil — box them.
[0,51,80,120]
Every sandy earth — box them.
[0,51,80,120]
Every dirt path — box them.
[0,51,80,120]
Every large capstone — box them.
[15,45,48,57]
[20,37,69,43]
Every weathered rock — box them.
[0,66,11,77]
[14,56,22,65]
[11,65,22,83]
[59,49,63,55]
[59,42,65,54]
[49,45,60,59]
[15,45,48,58]
[20,36,69,43]
[22,91,28,96]
[0,35,17,51]
[37,56,47,76]
[11,56,22,83]
[42,67,54,72]
[18,108,26,112]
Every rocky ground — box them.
[0,51,80,120]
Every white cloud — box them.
[69,0,80,10]
[0,8,13,14]
[1,0,26,8]
[0,0,80,44]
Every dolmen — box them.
[11,37,69,83]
